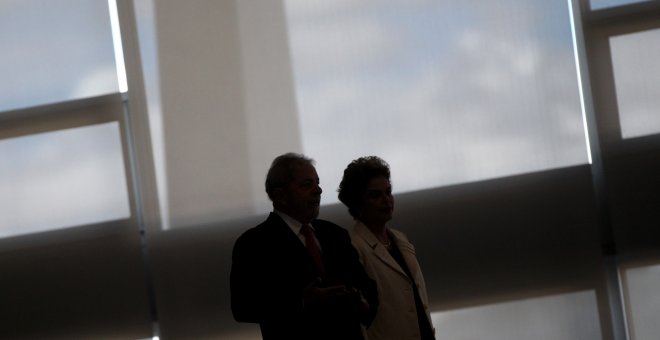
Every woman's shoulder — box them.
[348,224,374,248]
[388,227,409,241]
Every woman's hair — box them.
[338,156,390,218]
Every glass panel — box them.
[590,0,651,10]
[284,0,588,204]
[621,263,660,340]
[0,122,131,238]
[0,0,118,112]
[431,290,602,340]
[142,1,588,229]
[610,29,660,139]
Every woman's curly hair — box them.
[337,156,390,218]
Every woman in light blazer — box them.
[338,156,435,340]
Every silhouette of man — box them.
[230,153,377,340]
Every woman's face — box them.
[359,176,394,226]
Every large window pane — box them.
[0,0,118,112]
[431,290,602,340]
[284,0,588,203]
[621,263,660,340]
[0,122,130,238]
[142,1,589,229]
[610,29,660,139]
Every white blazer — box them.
[350,221,434,340]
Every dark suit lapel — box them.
[267,213,305,249]
[267,213,320,277]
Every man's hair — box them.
[265,153,315,201]
[337,156,391,218]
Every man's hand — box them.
[302,279,360,307]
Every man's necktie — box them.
[300,224,326,277]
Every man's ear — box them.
[272,187,287,205]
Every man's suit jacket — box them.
[351,222,434,340]
[230,213,377,340]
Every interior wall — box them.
[0,220,152,339]
[606,139,660,255]
[154,0,254,228]
[151,0,304,229]
[391,165,603,310]
[148,165,606,339]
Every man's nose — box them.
[315,184,323,195]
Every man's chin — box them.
[309,207,320,220]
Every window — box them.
[0,0,118,112]
[284,0,589,203]
[610,28,660,139]
[141,0,592,228]
[0,122,130,238]
[621,263,660,340]
[431,290,602,340]
[0,0,129,239]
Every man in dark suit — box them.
[230,153,378,340]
